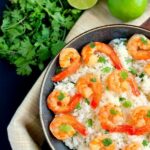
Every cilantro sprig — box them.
[102,138,112,147]
[0,0,82,75]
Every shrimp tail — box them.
[114,125,135,135]
[95,42,123,70]
[91,99,98,109]
[69,93,83,112]
[91,96,101,109]
[134,125,150,135]
[67,114,88,136]
[52,61,81,82]
[109,51,123,70]
[74,123,88,136]
[128,78,140,96]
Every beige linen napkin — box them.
[7,0,150,150]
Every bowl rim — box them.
[39,24,150,150]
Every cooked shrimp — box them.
[123,142,141,150]
[129,106,150,135]
[111,106,150,135]
[99,103,124,131]
[47,90,82,113]
[130,106,150,128]
[52,48,81,82]
[81,42,122,69]
[50,114,87,140]
[107,69,140,96]
[76,73,102,108]
[89,135,116,150]
[127,34,150,60]
[98,103,135,135]
[144,63,150,76]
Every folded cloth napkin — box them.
[7,0,150,149]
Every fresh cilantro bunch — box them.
[0,0,82,75]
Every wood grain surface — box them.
[141,17,150,30]
[66,0,150,42]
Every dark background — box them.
[0,0,49,149]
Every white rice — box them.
[54,38,150,150]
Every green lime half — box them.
[107,0,148,21]
[67,0,98,10]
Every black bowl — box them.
[39,24,150,150]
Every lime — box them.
[107,0,148,21]
[67,0,98,10]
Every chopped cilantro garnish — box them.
[86,119,93,127]
[59,124,74,133]
[102,138,112,147]
[76,103,82,110]
[90,78,97,82]
[122,101,132,108]
[139,72,145,78]
[119,97,126,102]
[73,132,78,136]
[106,86,109,91]
[102,67,111,73]
[140,37,148,44]
[57,92,65,101]
[85,98,90,105]
[142,140,149,146]
[146,110,150,118]
[98,56,107,63]
[55,67,62,74]
[110,109,118,115]
[104,130,109,134]
[123,40,127,45]
[89,42,95,48]
[125,58,134,64]
[129,67,137,75]
[120,71,128,80]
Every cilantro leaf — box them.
[142,140,149,146]
[86,119,93,127]
[129,67,137,75]
[98,56,107,63]
[120,71,128,80]
[102,67,111,73]
[102,138,112,147]
[0,0,82,75]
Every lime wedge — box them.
[67,0,98,10]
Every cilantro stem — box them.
[3,16,27,30]
[62,28,67,41]
[0,49,20,55]
[35,1,57,21]
[58,0,64,8]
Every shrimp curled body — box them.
[127,34,150,60]
[76,73,102,108]
[50,114,87,140]
[99,103,136,135]
[82,42,123,69]
[52,48,81,82]
[107,69,140,96]
[130,106,150,135]
[89,135,116,150]
[99,103,124,131]
[47,90,82,114]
